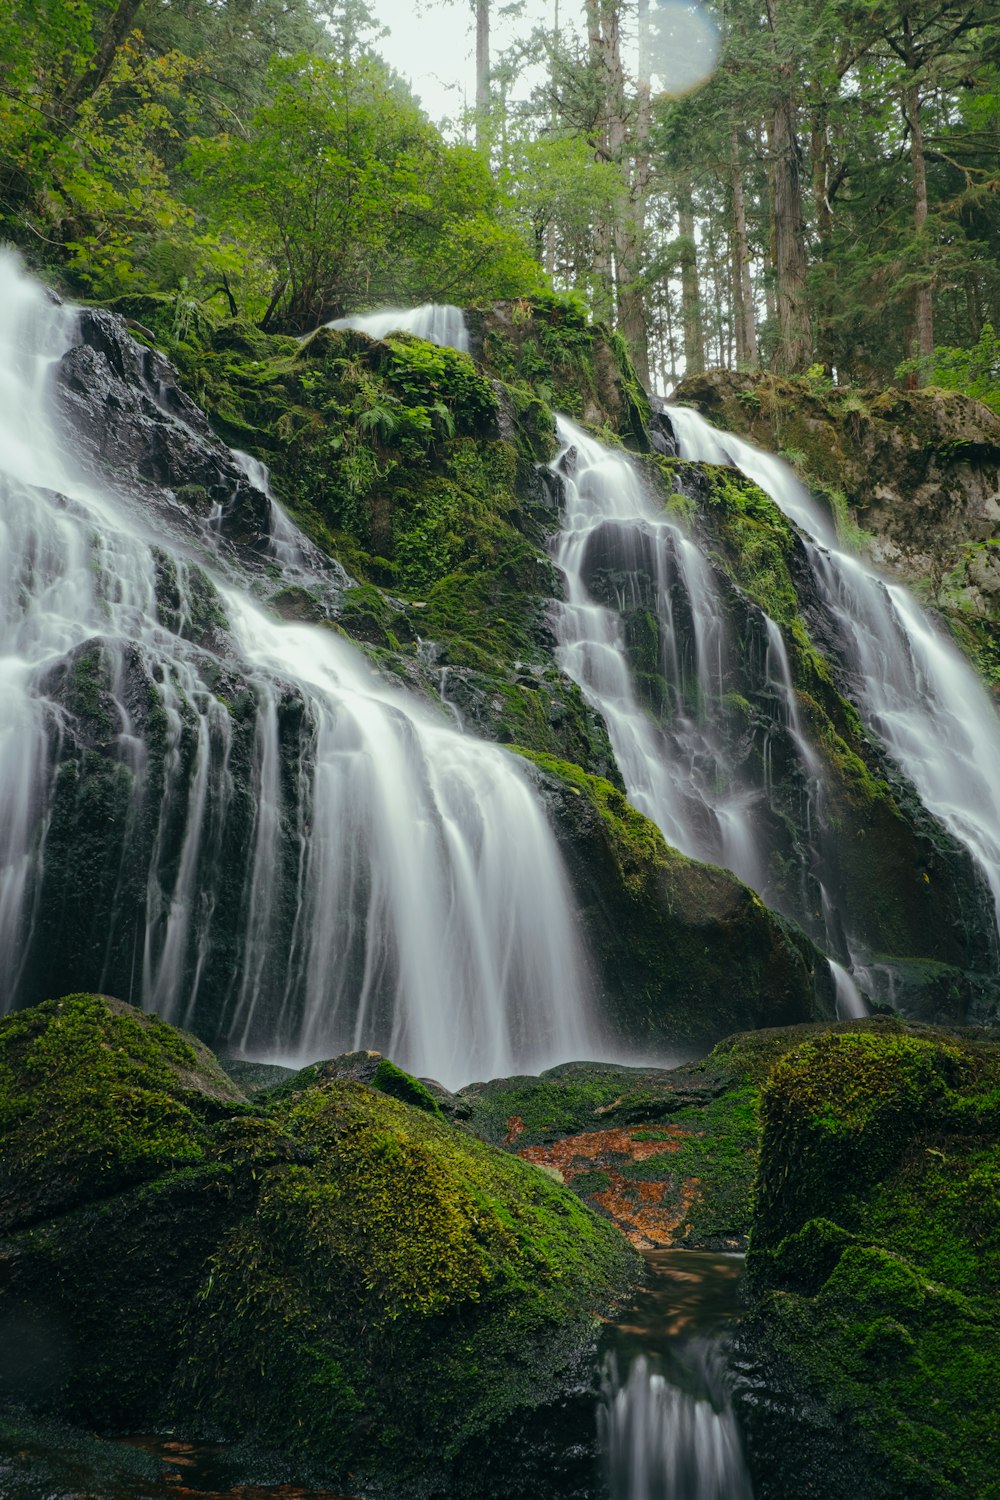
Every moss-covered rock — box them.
[515,749,833,1050]
[0,993,242,1231]
[456,1016,971,1256]
[675,369,1000,692]
[0,995,640,1497]
[738,1021,1000,1499]
[469,293,650,445]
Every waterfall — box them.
[550,417,759,876]
[599,1253,753,1500]
[0,254,595,1088]
[323,304,470,353]
[549,417,849,965]
[667,405,1000,948]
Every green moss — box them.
[0,996,639,1491]
[371,1058,442,1116]
[625,1086,760,1242]
[0,994,239,1230]
[176,1079,639,1483]
[510,749,687,898]
[742,1025,1000,1497]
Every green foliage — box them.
[184,51,539,330]
[896,324,1000,417]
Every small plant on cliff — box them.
[895,324,1000,417]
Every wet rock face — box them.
[675,369,1000,676]
[519,754,833,1051]
[55,309,271,548]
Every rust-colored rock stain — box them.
[519,1125,702,1248]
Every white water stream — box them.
[323,303,470,353]
[0,256,594,1087]
[667,405,1000,949]
[600,1253,753,1500]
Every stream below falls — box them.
[599,1251,753,1500]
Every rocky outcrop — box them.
[0,995,640,1499]
[676,370,1000,687]
[56,308,273,552]
[736,1019,1000,1499]
[516,752,833,1048]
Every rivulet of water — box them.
[322,304,470,353]
[547,415,863,1000]
[599,1252,753,1500]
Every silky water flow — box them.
[0,256,597,1088]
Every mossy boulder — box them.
[0,993,242,1232]
[738,1022,1000,1498]
[0,995,640,1497]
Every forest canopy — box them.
[1,0,998,395]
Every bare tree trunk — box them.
[730,129,758,368]
[905,80,934,367]
[475,0,490,150]
[678,180,704,376]
[766,0,811,372]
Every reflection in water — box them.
[599,1252,753,1500]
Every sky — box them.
[371,0,556,131]
[371,1,722,132]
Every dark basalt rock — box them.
[648,409,678,457]
[55,308,271,550]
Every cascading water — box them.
[548,416,856,982]
[0,254,596,1088]
[667,404,1000,957]
[599,1253,753,1500]
[550,417,762,877]
[323,303,470,353]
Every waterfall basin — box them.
[600,1251,753,1500]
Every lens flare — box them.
[649,0,721,97]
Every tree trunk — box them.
[730,129,758,368]
[767,97,810,371]
[678,180,704,376]
[57,0,145,123]
[766,0,811,372]
[809,110,834,243]
[615,0,651,387]
[905,80,934,368]
[475,0,490,151]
